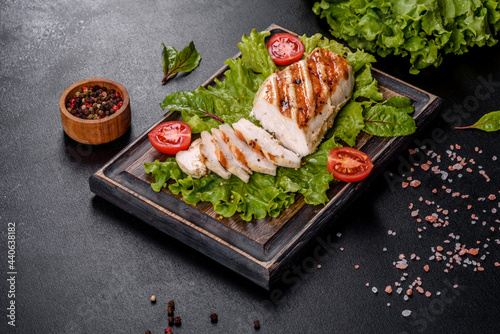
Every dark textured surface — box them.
[0,0,499,333]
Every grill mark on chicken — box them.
[275,72,291,118]
[290,62,310,128]
[309,50,330,118]
[215,144,228,169]
[220,130,250,169]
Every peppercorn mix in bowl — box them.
[59,78,131,145]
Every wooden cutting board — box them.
[89,24,442,290]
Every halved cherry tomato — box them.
[327,147,374,182]
[148,121,192,155]
[267,33,305,66]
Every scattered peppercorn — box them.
[167,306,174,316]
[174,316,181,326]
[167,300,175,309]
[210,313,218,323]
[254,320,261,330]
[66,85,123,120]
[168,317,174,325]
[151,295,156,303]
[145,330,152,334]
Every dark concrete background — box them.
[1,0,499,333]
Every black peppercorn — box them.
[168,316,174,325]
[174,316,181,326]
[254,320,260,329]
[167,300,175,309]
[210,313,218,323]
[167,306,174,315]
[145,330,152,334]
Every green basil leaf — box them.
[162,44,179,78]
[456,110,500,132]
[161,41,201,84]
[363,104,417,136]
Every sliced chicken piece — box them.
[211,128,250,183]
[250,47,354,157]
[218,123,277,176]
[175,138,207,179]
[232,118,301,168]
[199,131,231,180]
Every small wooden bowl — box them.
[59,78,131,145]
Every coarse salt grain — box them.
[372,287,378,294]
[402,310,412,317]
[410,180,421,188]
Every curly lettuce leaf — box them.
[144,159,184,192]
[313,0,500,74]
[238,29,277,76]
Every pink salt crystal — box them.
[410,180,421,188]
[425,216,437,223]
[396,263,407,270]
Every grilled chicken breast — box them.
[232,118,301,168]
[250,47,354,157]
[211,128,250,183]
[175,138,207,179]
[199,131,231,180]
[218,123,277,176]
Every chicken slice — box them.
[175,138,207,179]
[218,123,277,176]
[232,118,301,168]
[250,47,354,157]
[199,131,230,180]
[211,128,250,183]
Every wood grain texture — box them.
[59,78,131,145]
[89,24,442,289]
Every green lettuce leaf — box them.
[238,29,277,76]
[144,159,184,192]
[331,100,365,147]
[312,0,500,74]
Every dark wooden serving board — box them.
[89,24,442,289]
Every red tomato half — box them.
[267,33,305,66]
[327,147,374,182]
[148,121,192,155]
